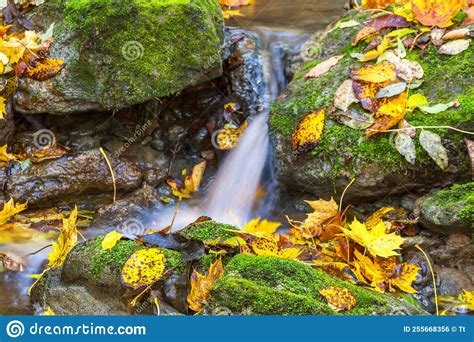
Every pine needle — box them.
[99,147,116,203]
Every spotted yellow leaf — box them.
[0,198,27,225]
[291,109,325,155]
[48,206,79,267]
[349,61,397,83]
[187,258,224,311]
[389,263,420,294]
[319,285,357,311]
[243,217,280,237]
[166,161,206,199]
[216,121,248,150]
[121,248,165,289]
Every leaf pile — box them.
[292,2,473,168]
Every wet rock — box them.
[150,129,169,152]
[14,0,224,114]
[207,254,427,315]
[270,10,472,202]
[90,183,163,232]
[417,183,473,235]
[5,150,142,208]
[0,101,14,146]
[435,267,474,297]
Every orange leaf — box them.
[366,92,408,136]
[411,0,464,28]
[24,58,65,81]
[304,55,343,79]
[187,258,225,312]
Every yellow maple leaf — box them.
[167,161,206,199]
[389,262,420,293]
[121,248,165,289]
[187,258,225,312]
[0,198,27,225]
[48,206,79,267]
[243,217,280,237]
[251,237,302,260]
[101,230,123,250]
[342,218,404,258]
[300,198,340,240]
[291,109,325,155]
[365,207,395,230]
[411,0,464,28]
[319,285,357,311]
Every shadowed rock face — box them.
[4,150,142,208]
[269,10,473,203]
[14,0,224,114]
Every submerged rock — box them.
[417,183,473,235]
[15,0,224,114]
[208,254,427,315]
[4,150,142,208]
[269,10,472,202]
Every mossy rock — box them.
[62,236,183,289]
[418,182,474,235]
[176,220,237,243]
[208,254,427,315]
[15,0,224,114]
[270,10,472,202]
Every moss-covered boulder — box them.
[207,254,427,315]
[270,10,472,202]
[14,0,224,114]
[176,220,237,243]
[418,183,473,235]
[30,237,183,315]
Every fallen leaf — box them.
[215,121,248,150]
[438,39,471,55]
[251,237,302,260]
[353,14,410,46]
[243,217,280,237]
[349,61,397,83]
[365,207,395,230]
[23,58,64,81]
[342,218,404,258]
[0,144,16,165]
[389,263,420,293]
[121,248,165,289]
[334,79,359,111]
[430,28,446,46]
[419,130,449,170]
[411,0,464,28]
[395,132,417,165]
[300,198,341,240]
[442,28,470,40]
[366,92,408,136]
[319,286,357,311]
[187,258,224,311]
[0,198,27,225]
[462,6,474,26]
[331,109,375,130]
[48,206,79,267]
[407,93,428,112]
[29,144,69,163]
[167,161,206,199]
[375,82,407,98]
[352,81,380,112]
[304,55,343,79]
[291,109,325,155]
[464,138,474,177]
[101,231,123,250]
[419,101,456,114]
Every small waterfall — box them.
[151,28,307,230]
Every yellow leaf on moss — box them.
[101,230,123,250]
[407,93,428,112]
[187,258,224,312]
[48,206,79,267]
[342,218,404,258]
[121,248,165,289]
[350,61,397,83]
[251,237,302,260]
[243,217,280,237]
[319,285,357,311]
[0,198,27,225]
[291,109,325,155]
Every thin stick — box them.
[339,178,356,213]
[415,244,439,315]
[370,126,474,135]
[99,147,117,203]
[169,197,182,231]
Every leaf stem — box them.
[99,147,116,203]
[371,126,474,135]
[415,244,439,315]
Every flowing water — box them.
[0,0,346,315]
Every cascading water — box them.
[150,29,307,230]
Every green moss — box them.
[210,254,425,315]
[42,0,224,109]
[177,221,237,242]
[431,183,474,222]
[89,237,143,280]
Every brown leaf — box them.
[464,138,474,179]
[353,14,410,46]
[304,55,343,79]
[334,79,359,112]
[352,81,380,112]
[462,6,474,26]
[442,28,470,40]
